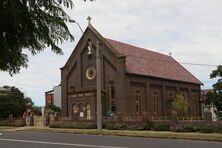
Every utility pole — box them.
[96,40,102,130]
[86,16,102,130]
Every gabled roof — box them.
[45,90,54,95]
[106,39,202,85]
[62,24,202,85]
[61,24,124,70]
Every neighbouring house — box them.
[45,85,61,108]
[60,23,202,121]
[0,86,10,95]
[200,89,217,120]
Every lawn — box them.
[22,127,222,142]
[0,126,17,130]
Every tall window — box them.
[193,95,197,114]
[79,103,83,117]
[108,81,116,113]
[153,92,158,114]
[167,93,173,113]
[168,93,173,100]
[135,90,141,113]
[86,103,91,120]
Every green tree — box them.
[46,104,61,112]
[32,105,42,116]
[172,94,189,117]
[205,65,222,116]
[0,86,33,118]
[0,0,92,75]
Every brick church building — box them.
[61,23,202,120]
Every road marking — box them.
[0,138,129,148]
[0,133,2,136]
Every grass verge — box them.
[0,126,17,130]
[21,127,222,142]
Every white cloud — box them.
[0,0,221,105]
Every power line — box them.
[180,62,218,67]
[124,54,220,67]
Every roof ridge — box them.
[105,38,170,58]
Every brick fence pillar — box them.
[204,111,212,121]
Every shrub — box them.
[176,124,196,132]
[49,121,96,129]
[46,104,61,113]
[198,125,214,133]
[113,123,129,130]
[104,122,146,130]
[127,123,143,130]
[218,125,222,133]
[32,105,42,115]
[0,120,9,126]
[153,124,170,131]
[105,123,116,130]
[0,119,25,127]
[143,118,153,130]
[115,123,129,130]
[105,123,134,130]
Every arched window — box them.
[135,90,141,113]
[86,103,91,120]
[108,81,116,114]
[153,92,158,114]
[72,104,78,114]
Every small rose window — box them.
[86,67,96,80]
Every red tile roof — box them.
[201,89,213,101]
[106,38,202,84]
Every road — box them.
[0,131,221,148]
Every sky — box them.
[0,0,221,106]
